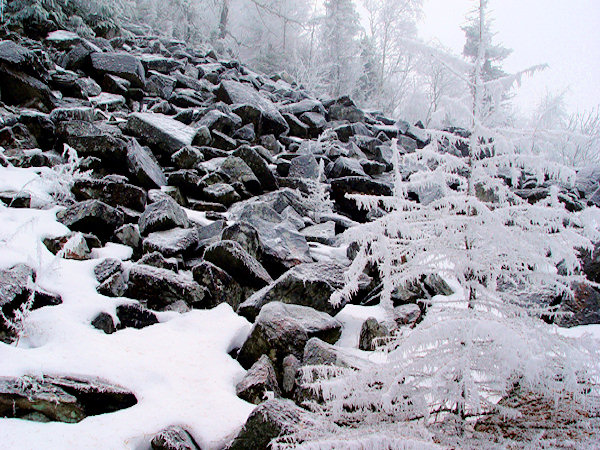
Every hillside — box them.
[0,8,600,450]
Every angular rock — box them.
[330,176,393,222]
[138,197,190,235]
[237,302,342,370]
[56,200,124,241]
[217,80,289,136]
[139,251,179,272]
[90,52,146,87]
[556,282,600,327]
[394,303,421,327]
[142,227,199,257]
[126,113,197,156]
[219,156,261,194]
[0,264,35,343]
[221,221,263,260]
[43,232,91,260]
[115,224,142,251]
[237,262,359,322]
[72,177,147,211]
[288,154,320,180]
[202,183,240,206]
[91,312,116,334]
[94,258,122,284]
[116,303,159,330]
[171,146,204,170]
[233,146,278,192]
[192,261,244,309]
[126,138,168,189]
[329,156,367,179]
[204,240,272,289]
[328,96,365,123]
[0,66,56,111]
[300,221,336,245]
[236,354,281,405]
[151,426,201,450]
[358,317,390,351]
[227,399,319,450]
[127,264,206,310]
[57,121,126,163]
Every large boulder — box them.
[56,121,126,163]
[219,156,261,194]
[90,52,146,87]
[327,96,365,123]
[0,375,137,423]
[237,302,342,371]
[204,240,272,289]
[56,200,124,241]
[127,264,206,310]
[233,146,278,192]
[216,80,289,136]
[238,262,363,322]
[126,113,197,156]
[330,176,393,222]
[138,197,190,235]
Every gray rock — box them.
[49,106,95,123]
[138,197,190,235]
[202,183,240,206]
[237,302,342,370]
[0,375,137,423]
[191,126,212,147]
[236,354,281,405]
[330,176,393,222]
[0,264,35,343]
[204,240,272,289]
[192,261,244,309]
[238,262,360,322]
[227,399,318,450]
[94,258,122,284]
[91,312,116,334]
[279,99,326,116]
[358,317,390,351]
[139,251,179,272]
[146,71,177,100]
[115,224,142,251]
[142,227,199,257]
[328,96,365,123]
[90,52,146,87]
[197,109,241,134]
[233,146,278,192]
[141,54,184,74]
[151,425,201,450]
[329,156,367,179]
[394,304,421,327]
[217,80,289,136]
[556,282,600,327]
[221,222,263,260]
[57,121,126,163]
[300,112,327,137]
[219,156,261,194]
[126,138,168,189]
[288,154,319,180]
[56,200,124,241]
[210,130,237,150]
[303,337,366,369]
[42,233,91,260]
[127,264,206,310]
[116,303,159,329]
[300,221,336,245]
[171,146,204,170]
[72,177,148,211]
[0,66,56,111]
[281,355,300,396]
[126,113,197,156]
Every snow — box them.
[0,167,255,449]
[184,207,213,227]
[558,324,600,340]
[335,304,390,349]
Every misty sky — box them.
[418,0,600,116]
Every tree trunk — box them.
[218,0,229,39]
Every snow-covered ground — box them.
[0,167,254,449]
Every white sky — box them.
[418,0,600,115]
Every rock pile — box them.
[0,24,598,449]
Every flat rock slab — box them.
[127,113,197,156]
[142,227,200,257]
[126,138,168,189]
[0,375,137,423]
[90,52,146,87]
[56,200,124,241]
[138,196,190,235]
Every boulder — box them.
[288,155,320,180]
[72,177,147,211]
[329,156,367,179]
[555,282,600,327]
[237,302,342,371]
[300,221,336,245]
[233,146,278,192]
[127,264,205,310]
[327,96,365,123]
[330,176,393,222]
[56,121,126,163]
[237,262,356,321]
[171,146,204,170]
[204,240,272,289]
[151,426,201,450]
[43,232,91,260]
[358,318,390,351]
[138,197,190,235]
[116,304,159,330]
[216,80,289,136]
[126,138,168,189]
[191,261,244,309]
[0,66,56,111]
[0,375,137,423]
[0,264,35,343]
[142,227,200,257]
[56,200,124,241]
[91,312,116,334]
[394,304,421,327]
[236,354,281,405]
[202,183,240,207]
[139,252,179,272]
[90,52,146,87]
[227,399,318,450]
[221,221,263,260]
[219,156,261,194]
[126,113,197,156]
